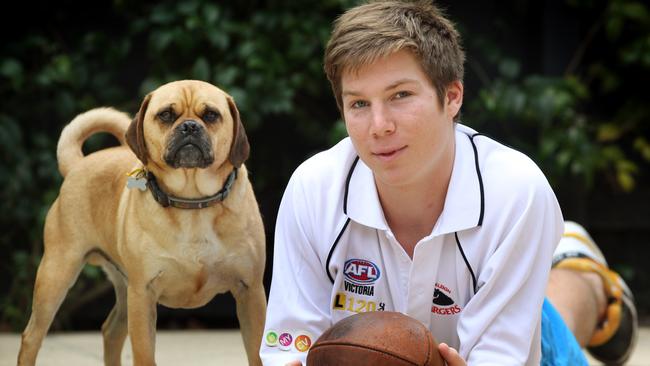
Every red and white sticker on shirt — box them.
[294,332,313,352]
[431,282,462,315]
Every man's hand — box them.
[284,360,302,366]
[439,343,467,366]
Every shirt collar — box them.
[344,123,484,235]
[434,124,484,235]
[346,156,390,230]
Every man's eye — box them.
[202,110,221,123]
[395,91,411,99]
[158,110,176,123]
[351,100,369,109]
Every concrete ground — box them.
[1,328,649,365]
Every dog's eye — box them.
[202,110,221,123]
[158,110,176,123]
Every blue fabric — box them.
[540,298,588,366]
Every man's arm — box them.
[458,154,564,364]
[261,172,334,365]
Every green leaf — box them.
[606,17,624,40]
[0,58,23,89]
[633,137,650,161]
[597,123,622,142]
[191,58,210,81]
[213,66,239,87]
[556,150,572,168]
[616,170,636,191]
[618,1,649,21]
[498,59,520,79]
[150,5,175,25]
[150,31,174,53]
[177,1,199,16]
[207,31,229,50]
[203,3,220,24]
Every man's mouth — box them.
[372,146,406,159]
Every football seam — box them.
[424,332,432,364]
[311,342,420,365]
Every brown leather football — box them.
[306,311,444,366]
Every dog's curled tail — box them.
[57,107,131,177]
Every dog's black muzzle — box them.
[164,120,214,168]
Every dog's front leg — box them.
[127,280,158,366]
[232,279,267,366]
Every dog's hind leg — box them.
[101,265,128,366]
[17,239,86,365]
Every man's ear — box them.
[126,93,152,164]
[226,96,250,168]
[445,80,463,120]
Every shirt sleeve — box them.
[260,171,334,365]
[457,163,564,365]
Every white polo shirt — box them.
[261,123,564,365]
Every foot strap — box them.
[554,257,623,347]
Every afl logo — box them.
[344,259,380,284]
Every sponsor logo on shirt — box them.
[343,258,380,297]
[333,292,385,313]
[344,280,375,296]
[344,258,381,284]
[431,282,462,315]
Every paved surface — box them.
[1,328,649,365]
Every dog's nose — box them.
[179,120,202,135]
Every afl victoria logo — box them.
[344,259,380,284]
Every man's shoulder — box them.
[456,124,554,202]
[456,124,562,237]
[456,126,545,182]
[281,138,354,240]
[293,137,357,182]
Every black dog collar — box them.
[146,168,238,209]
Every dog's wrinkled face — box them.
[126,80,249,171]
[160,103,215,169]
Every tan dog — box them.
[17,80,267,366]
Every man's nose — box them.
[369,104,395,136]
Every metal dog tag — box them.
[126,176,147,191]
[126,168,148,191]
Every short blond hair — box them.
[324,0,465,114]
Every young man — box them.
[260,1,637,365]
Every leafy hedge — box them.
[465,0,650,192]
[0,0,354,331]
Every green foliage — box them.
[0,0,354,331]
[465,0,650,192]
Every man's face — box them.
[341,49,463,191]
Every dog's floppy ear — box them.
[126,93,152,165]
[227,96,250,168]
